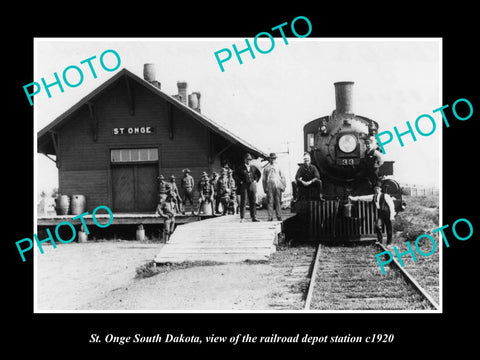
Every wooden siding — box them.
[57,78,214,212]
[59,170,109,211]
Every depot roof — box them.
[37,68,268,158]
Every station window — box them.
[111,148,158,163]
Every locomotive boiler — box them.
[292,81,404,242]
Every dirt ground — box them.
[35,240,315,311]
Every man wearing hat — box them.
[197,171,214,214]
[262,153,286,221]
[364,137,384,188]
[157,174,170,203]
[226,168,238,214]
[156,189,179,243]
[234,153,261,222]
[294,152,324,201]
[227,168,237,209]
[215,168,231,215]
[348,184,396,245]
[210,171,220,214]
[169,174,184,214]
[181,169,196,216]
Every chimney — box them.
[143,63,161,89]
[195,92,201,113]
[188,91,201,113]
[177,81,188,105]
[334,81,354,114]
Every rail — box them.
[375,242,439,310]
[304,242,439,310]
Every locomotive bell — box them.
[334,81,354,114]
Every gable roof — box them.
[37,68,268,158]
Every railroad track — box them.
[304,241,439,311]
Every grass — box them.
[394,195,439,242]
[135,260,224,279]
[391,194,440,303]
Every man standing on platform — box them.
[169,174,183,214]
[210,171,220,214]
[234,153,261,222]
[181,168,196,216]
[227,168,237,214]
[197,172,214,215]
[215,168,231,215]
[262,153,286,221]
[157,175,170,203]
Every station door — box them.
[110,148,159,213]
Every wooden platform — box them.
[36,213,210,227]
[154,215,285,264]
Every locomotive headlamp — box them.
[338,134,357,153]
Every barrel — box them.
[70,195,86,215]
[55,195,70,215]
[136,229,146,241]
[78,230,88,243]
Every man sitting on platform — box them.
[294,152,324,201]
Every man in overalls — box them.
[262,153,286,221]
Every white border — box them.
[33,37,443,314]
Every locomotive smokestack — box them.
[334,81,354,114]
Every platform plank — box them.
[154,214,283,264]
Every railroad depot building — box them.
[37,64,267,214]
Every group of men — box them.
[155,167,237,219]
[155,152,288,241]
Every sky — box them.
[35,38,441,197]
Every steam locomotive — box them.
[291,81,404,242]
